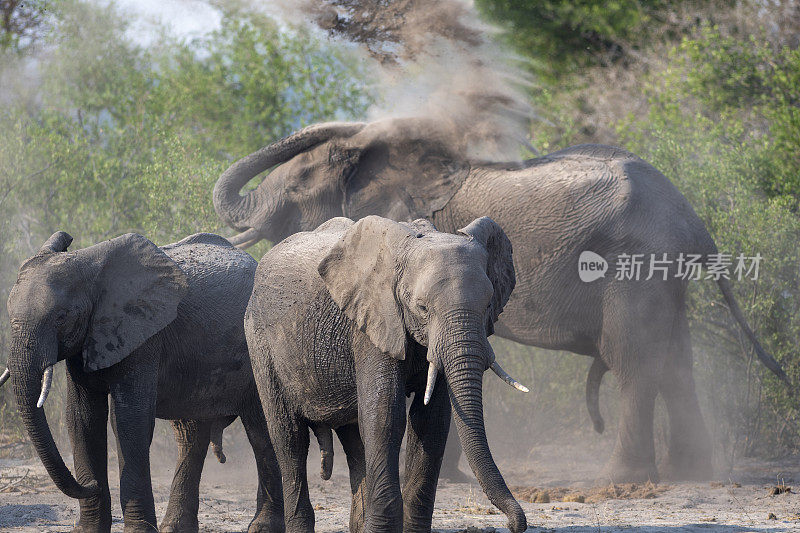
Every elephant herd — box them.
[0,117,789,532]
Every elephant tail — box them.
[586,357,608,433]
[717,278,793,391]
[312,425,334,480]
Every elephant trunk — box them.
[440,329,527,533]
[212,146,277,237]
[213,122,366,246]
[9,331,99,499]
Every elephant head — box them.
[213,118,470,247]
[1,231,187,499]
[318,215,528,532]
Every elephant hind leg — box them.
[159,419,211,533]
[599,285,670,484]
[438,419,469,483]
[239,399,285,533]
[658,310,713,481]
[263,394,314,533]
[603,374,660,484]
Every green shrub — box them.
[619,26,800,458]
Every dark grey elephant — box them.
[1,231,283,533]
[245,215,529,533]
[213,117,790,483]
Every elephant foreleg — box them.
[355,340,406,533]
[402,371,451,532]
[109,355,159,533]
[335,423,366,533]
[66,360,112,533]
[159,419,212,533]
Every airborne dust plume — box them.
[269,0,536,161]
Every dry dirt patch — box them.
[513,481,669,504]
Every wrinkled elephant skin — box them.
[245,215,528,533]
[4,232,283,533]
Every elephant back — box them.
[249,218,354,331]
[161,233,257,330]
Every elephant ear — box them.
[81,234,189,372]
[318,216,412,360]
[458,217,515,335]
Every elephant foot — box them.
[74,500,112,533]
[159,517,198,533]
[403,516,433,533]
[248,513,285,533]
[123,520,161,533]
[71,522,111,533]
[601,457,659,484]
[659,454,713,481]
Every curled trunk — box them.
[442,336,527,533]
[212,122,365,239]
[9,333,98,500]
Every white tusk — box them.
[423,363,438,405]
[37,366,53,409]
[491,361,529,393]
[0,368,10,387]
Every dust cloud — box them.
[262,0,536,161]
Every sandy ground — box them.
[1,436,799,533]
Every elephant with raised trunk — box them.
[2,231,283,533]
[214,117,790,483]
[245,215,529,533]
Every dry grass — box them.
[452,488,500,515]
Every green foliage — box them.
[0,0,369,444]
[150,9,369,156]
[654,26,800,201]
[618,26,800,456]
[475,0,678,77]
[0,0,50,53]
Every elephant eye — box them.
[417,303,428,314]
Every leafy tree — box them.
[0,0,369,442]
[0,0,50,52]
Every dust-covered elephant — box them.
[245,215,528,533]
[1,232,283,533]
[213,117,790,483]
